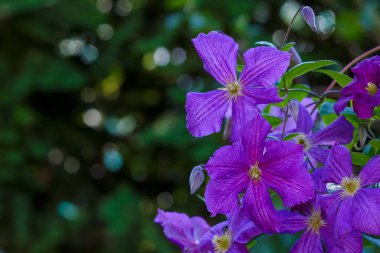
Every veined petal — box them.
[334,95,354,115]
[278,210,308,233]
[322,145,353,184]
[230,95,260,142]
[205,144,250,216]
[293,100,314,134]
[307,147,330,165]
[358,156,380,186]
[351,55,380,84]
[290,230,323,253]
[198,221,228,252]
[239,112,270,165]
[206,144,250,179]
[230,207,262,244]
[353,93,380,119]
[192,31,238,85]
[239,46,290,88]
[155,209,209,250]
[244,181,281,233]
[242,86,283,104]
[186,90,229,137]
[340,80,368,96]
[308,116,354,146]
[352,189,380,236]
[261,140,314,207]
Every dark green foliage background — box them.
[0,0,379,252]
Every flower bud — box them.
[301,6,318,32]
[288,99,299,122]
[358,127,368,147]
[189,165,205,195]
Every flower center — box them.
[248,162,261,180]
[307,209,326,234]
[295,134,310,151]
[219,82,242,100]
[341,177,361,196]
[212,230,232,253]
[366,82,378,95]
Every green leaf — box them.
[262,115,282,128]
[284,132,300,140]
[351,152,370,166]
[280,42,295,52]
[319,102,335,116]
[254,41,276,48]
[341,107,359,128]
[281,60,337,88]
[363,234,380,248]
[276,84,311,108]
[237,64,244,72]
[246,239,257,249]
[315,69,352,87]
[369,139,380,151]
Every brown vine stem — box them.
[281,7,302,47]
[323,44,380,93]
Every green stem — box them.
[281,7,303,47]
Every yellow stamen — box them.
[219,82,241,100]
[306,209,326,234]
[366,82,378,95]
[341,177,361,196]
[295,134,310,151]
[248,162,261,180]
[212,230,232,253]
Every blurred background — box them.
[0,0,379,252]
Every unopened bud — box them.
[288,99,299,122]
[189,165,205,195]
[301,6,318,32]
[358,127,368,147]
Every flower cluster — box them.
[155,14,380,253]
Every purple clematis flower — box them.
[280,168,362,253]
[204,112,314,233]
[286,100,354,166]
[320,145,380,250]
[199,207,262,253]
[186,31,290,139]
[335,55,380,119]
[154,209,210,252]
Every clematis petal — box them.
[230,95,261,142]
[321,196,363,253]
[323,229,362,253]
[351,55,380,84]
[293,100,314,134]
[155,209,209,250]
[227,243,249,253]
[191,31,238,85]
[239,46,290,88]
[358,156,380,186]
[244,180,281,233]
[198,221,228,252]
[242,86,282,105]
[334,95,355,115]
[261,140,314,207]
[290,230,323,253]
[308,116,354,146]
[186,90,229,137]
[322,145,353,184]
[206,144,250,179]
[340,80,368,96]
[307,147,330,165]
[229,207,262,244]
[278,210,308,234]
[205,144,250,216]
[239,112,270,165]
[352,189,380,236]
[353,93,380,119]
